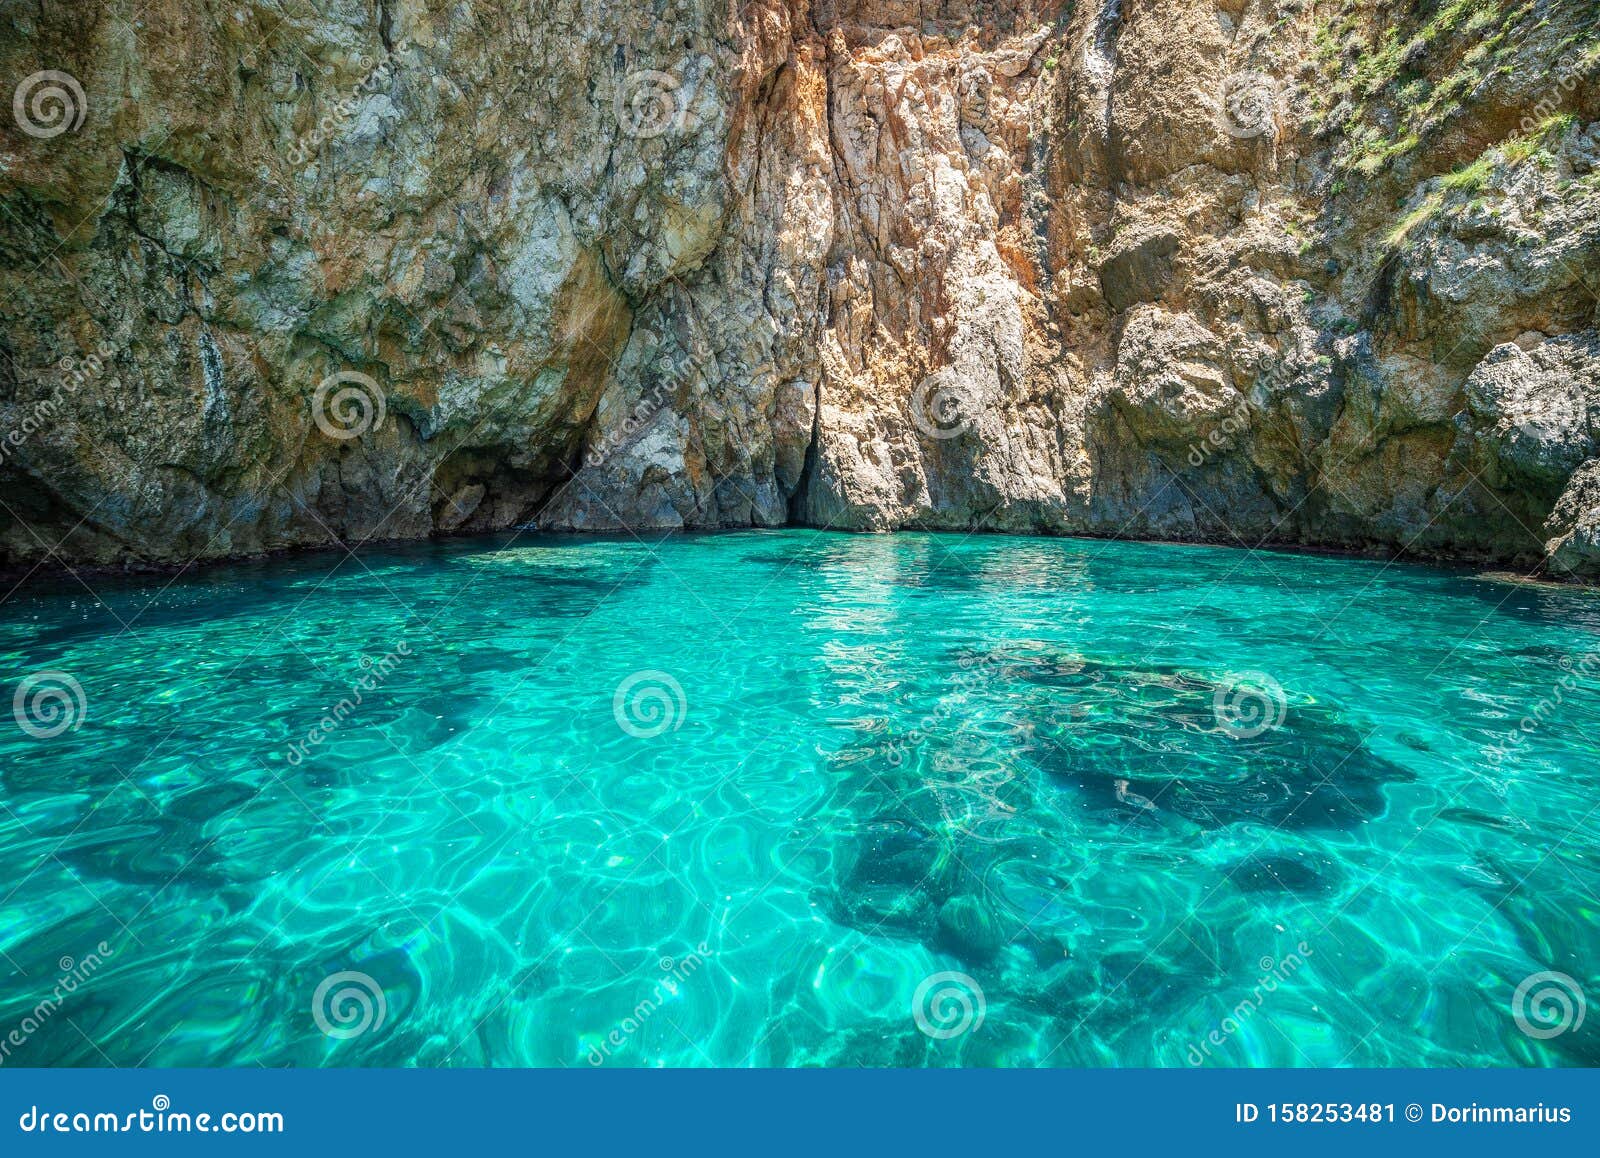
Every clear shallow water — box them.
[2,529,1598,1067]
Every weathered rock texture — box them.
[1,0,1597,574]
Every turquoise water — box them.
[1,529,1598,1067]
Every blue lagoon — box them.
[1,530,1597,1067]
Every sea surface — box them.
[1,529,1597,1066]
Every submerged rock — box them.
[936,894,1006,962]
[1013,658,1413,832]
[831,818,947,936]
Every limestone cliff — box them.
[1,0,1597,575]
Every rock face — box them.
[1,0,1597,575]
